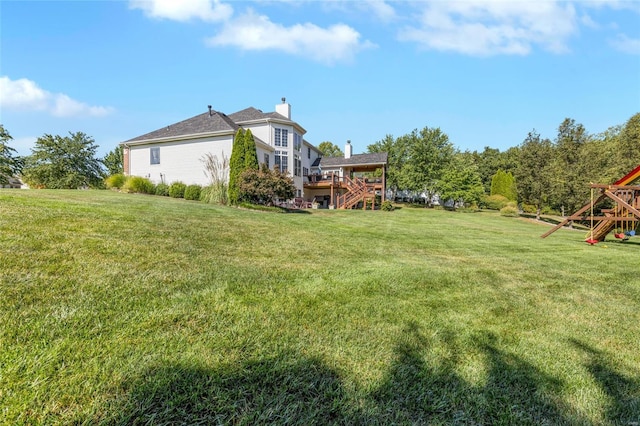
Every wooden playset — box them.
[541,165,640,244]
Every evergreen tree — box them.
[243,129,259,171]
[228,129,246,205]
[490,169,517,201]
[0,125,22,185]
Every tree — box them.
[472,146,519,194]
[103,145,123,175]
[318,141,343,157]
[551,118,590,214]
[21,132,104,189]
[438,152,485,208]
[615,112,640,178]
[514,130,554,220]
[400,127,455,206]
[239,164,296,206]
[0,125,23,185]
[368,134,408,201]
[490,169,517,201]
[228,129,246,205]
[243,129,259,171]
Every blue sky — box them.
[1,0,639,158]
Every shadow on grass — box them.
[570,339,640,424]
[94,324,585,425]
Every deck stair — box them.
[336,176,377,209]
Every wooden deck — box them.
[303,174,385,209]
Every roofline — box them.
[321,161,387,168]
[253,136,275,152]
[121,129,236,146]
[234,117,307,135]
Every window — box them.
[307,147,311,159]
[264,153,269,169]
[294,155,301,177]
[150,147,160,165]
[275,128,288,147]
[297,189,301,197]
[303,167,309,177]
[294,133,302,151]
[275,150,288,173]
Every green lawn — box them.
[1,190,638,425]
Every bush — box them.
[500,202,520,217]
[481,194,510,210]
[184,184,202,201]
[105,173,126,189]
[521,203,537,214]
[122,176,155,194]
[200,184,227,205]
[169,181,187,198]
[155,183,169,196]
[381,200,395,211]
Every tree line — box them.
[366,113,639,216]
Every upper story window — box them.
[294,133,302,152]
[307,146,311,159]
[275,128,288,147]
[150,147,160,165]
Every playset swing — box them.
[542,165,640,244]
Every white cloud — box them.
[206,10,375,65]
[610,34,640,54]
[398,1,578,56]
[129,0,232,22]
[358,1,397,22]
[0,76,114,118]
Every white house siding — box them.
[242,123,271,145]
[128,135,233,186]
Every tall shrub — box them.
[244,129,259,171]
[490,169,517,201]
[228,129,246,205]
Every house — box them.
[304,141,388,209]
[122,100,387,208]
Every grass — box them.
[1,189,639,425]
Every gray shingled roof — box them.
[125,111,238,143]
[228,107,291,123]
[319,152,388,167]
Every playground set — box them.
[541,165,640,244]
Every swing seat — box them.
[585,238,599,245]
[615,233,625,239]
[625,230,636,237]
